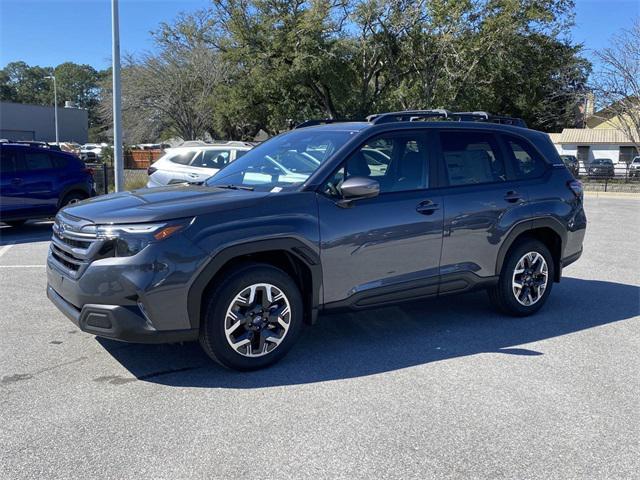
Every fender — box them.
[495,216,567,280]
[57,182,91,209]
[186,238,322,329]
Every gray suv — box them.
[46,110,586,370]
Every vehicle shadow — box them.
[97,277,639,388]
[0,220,53,246]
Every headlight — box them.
[81,218,194,257]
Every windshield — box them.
[592,159,612,165]
[206,129,354,191]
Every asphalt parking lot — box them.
[1,195,638,480]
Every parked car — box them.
[560,155,579,177]
[629,156,640,178]
[586,158,615,178]
[46,110,586,370]
[79,143,106,161]
[1,143,96,226]
[146,141,254,187]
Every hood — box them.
[61,184,272,224]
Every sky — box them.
[0,0,638,71]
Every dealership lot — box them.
[1,196,638,480]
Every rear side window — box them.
[24,151,53,170]
[503,135,546,179]
[1,148,18,173]
[440,131,506,186]
[51,153,71,169]
[192,150,231,169]
[167,150,197,165]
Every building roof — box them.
[548,128,638,145]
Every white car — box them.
[146,142,254,187]
[79,143,106,161]
[629,156,640,178]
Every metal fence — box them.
[577,162,640,193]
[86,163,149,194]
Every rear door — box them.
[20,149,59,215]
[436,129,530,292]
[152,149,199,185]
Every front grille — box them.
[49,213,105,278]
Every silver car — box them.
[146,142,254,187]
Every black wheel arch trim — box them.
[57,183,92,209]
[187,238,322,329]
[496,217,567,281]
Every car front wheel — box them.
[488,239,554,316]
[199,263,304,370]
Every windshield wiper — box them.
[214,184,255,191]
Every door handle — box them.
[416,200,439,215]
[504,191,523,203]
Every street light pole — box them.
[111,0,124,192]
[45,75,59,145]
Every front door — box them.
[318,130,444,307]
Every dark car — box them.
[0,143,96,226]
[560,155,579,177]
[46,110,586,370]
[586,158,615,178]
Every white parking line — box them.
[0,265,45,268]
[0,243,14,258]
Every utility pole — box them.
[45,75,59,145]
[111,0,124,192]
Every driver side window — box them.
[324,132,429,196]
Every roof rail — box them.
[367,110,451,124]
[294,119,345,129]
[368,109,527,128]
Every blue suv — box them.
[0,143,96,226]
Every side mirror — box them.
[338,176,380,207]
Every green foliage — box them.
[4,0,591,142]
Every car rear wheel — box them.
[199,263,304,370]
[60,192,87,208]
[488,239,554,316]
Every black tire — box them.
[199,263,304,371]
[488,239,554,316]
[60,191,87,208]
[3,219,26,227]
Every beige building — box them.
[549,106,639,171]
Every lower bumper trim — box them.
[47,285,198,344]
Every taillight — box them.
[568,179,583,200]
[83,167,94,176]
[147,166,157,175]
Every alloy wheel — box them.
[512,251,549,306]
[224,283,291,357]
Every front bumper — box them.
[46,227,209,343]
[47,285,198,343]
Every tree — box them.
[0,61,109,141]
[101,0,591,141]
[99,37,224,143]
[592,19,640,153]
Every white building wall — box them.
[552,143,621,163]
